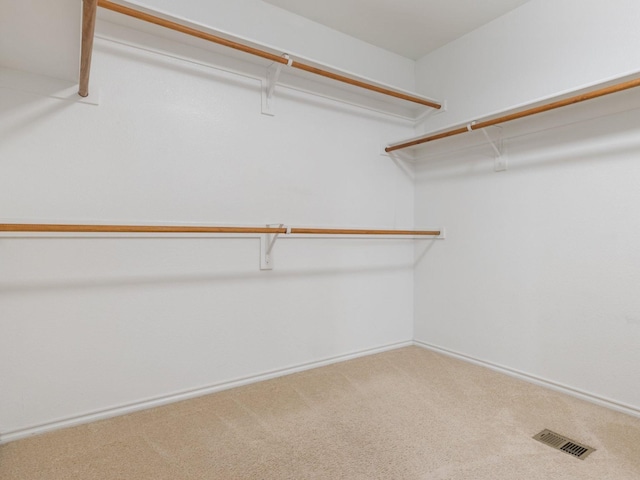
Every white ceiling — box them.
[262,0,531,60]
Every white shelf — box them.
[96,5,440,121]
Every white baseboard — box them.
[0,340,412,444]
[7,339,634,445]
[414,340,640,419]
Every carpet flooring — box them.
[1,346,640,479]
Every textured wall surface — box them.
[130,0,417,90]
[413,0,640,415]
[415,0,640,132]
[0,20,416,438]
[0,0,80,81]
[414,91,640,414]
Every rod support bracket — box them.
[260,223,284,270]
[479,126,507,172]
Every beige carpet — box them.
[2,346,640,479]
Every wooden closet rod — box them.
[88,0,441,109]
[79,0,98,97]
[385,77,640,152]
[0,223,440,236]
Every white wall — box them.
[0,18,416,440]
[416,0,640,132]
[115,0,417,91]
[414,0,640,414]
[0,0,80,82]
[5,0,639,443]
[0,0,416,92]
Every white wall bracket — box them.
[261,54,291,116]
[260,223,286,270]
[479,126,507,172]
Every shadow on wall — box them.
[0,88,79,145]
[95,38,413,125]
[95,40,262,97]
[0,262,413,295]
[413,102,640,182]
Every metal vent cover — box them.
[533,429,596,460]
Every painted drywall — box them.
[415,0,640,132]
[108,0,417,92]
[0,18,416,439]
[0,0,416,92]
[413,0,640,413]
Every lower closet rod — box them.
[0,223,441,237]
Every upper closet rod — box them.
[80,0,442,109]
[385,76,640,153]
[0,223,440,236]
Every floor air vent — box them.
[533,429,595,460]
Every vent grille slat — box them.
[540,432,566,447]
[561,443,588,457]
[532,429,595,460]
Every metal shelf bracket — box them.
[479,126,507,172]
[260,223,287,270]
